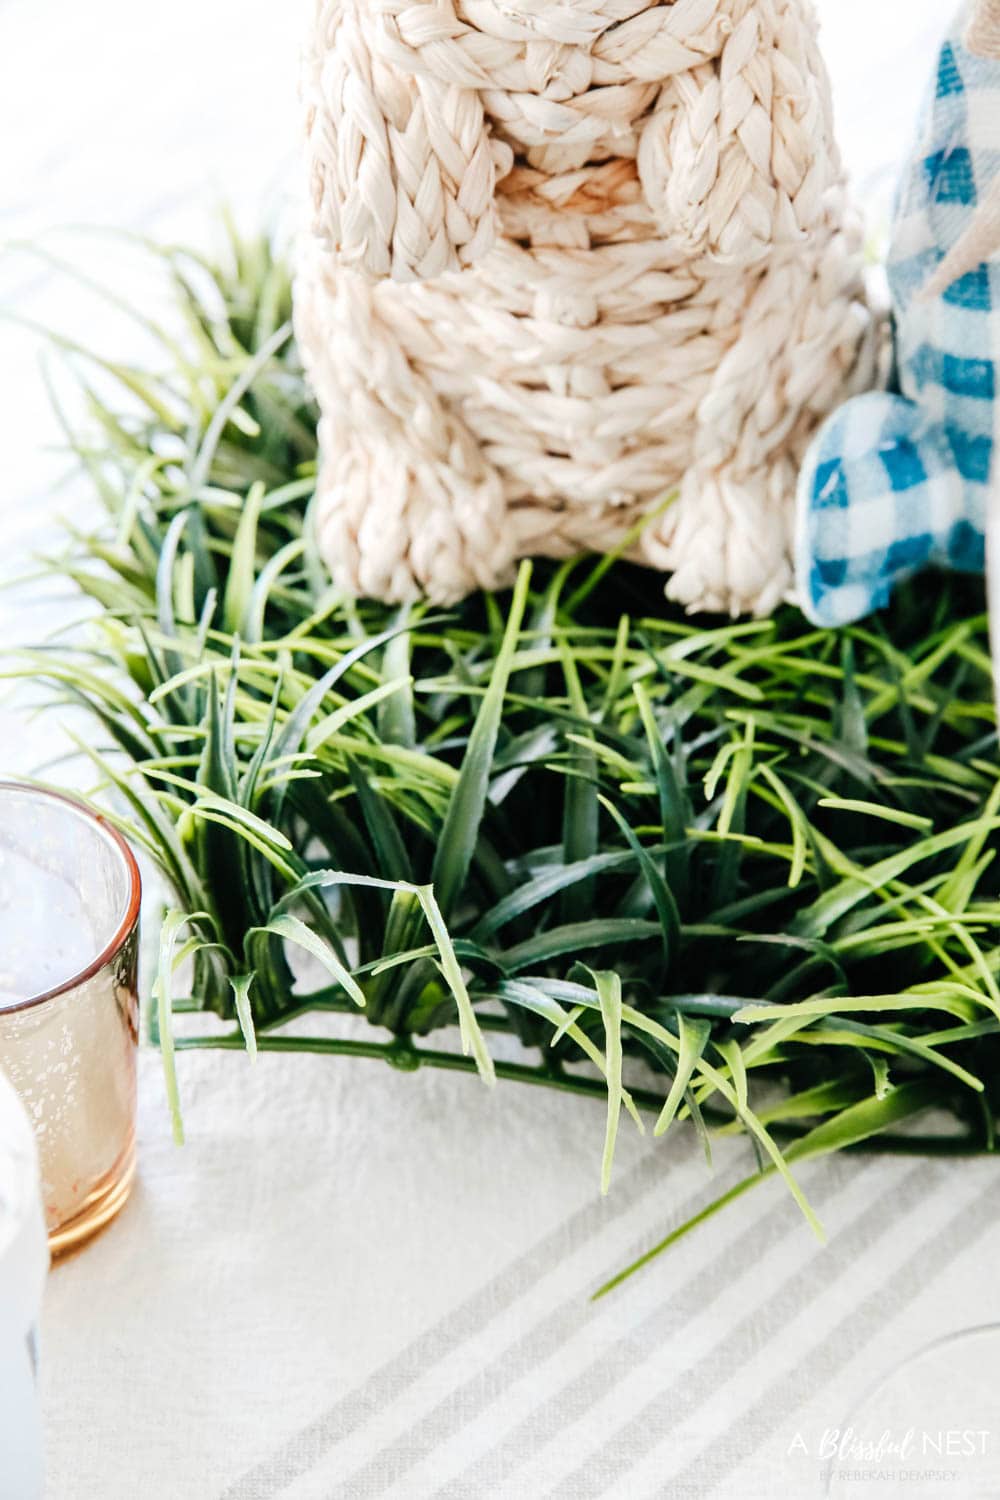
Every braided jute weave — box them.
[296,0,877,613]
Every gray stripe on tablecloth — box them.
[222,1136,726,1499]
[681,1167,1000,1499]
[545,1160,942,1500]
[337,1155,861,1500]
[432,1153,869,1500]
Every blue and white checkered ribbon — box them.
[796,5,1000,627]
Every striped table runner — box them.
[38,1048,1000,1498]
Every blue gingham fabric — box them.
[795,5,999,628]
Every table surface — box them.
[4,3,1000,1498]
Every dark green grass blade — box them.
[432,562,531,918]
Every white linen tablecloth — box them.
[4,2,1000,1497]
[37,1048,1000,1500]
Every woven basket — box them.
[296,0,877,613]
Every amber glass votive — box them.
[0,782,140,1255]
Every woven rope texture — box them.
[297,0,878,611]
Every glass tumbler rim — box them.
[0,779,141,1014]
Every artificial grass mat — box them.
[17,225,1000,1288]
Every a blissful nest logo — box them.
[787,1426,993,1488]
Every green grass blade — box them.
[432,562,531,918]
[229,974,258,1060]
[152,909,188,1144]
[254,913,366,1008]
[586,969,624,1194]
[654,1014,712,1137]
